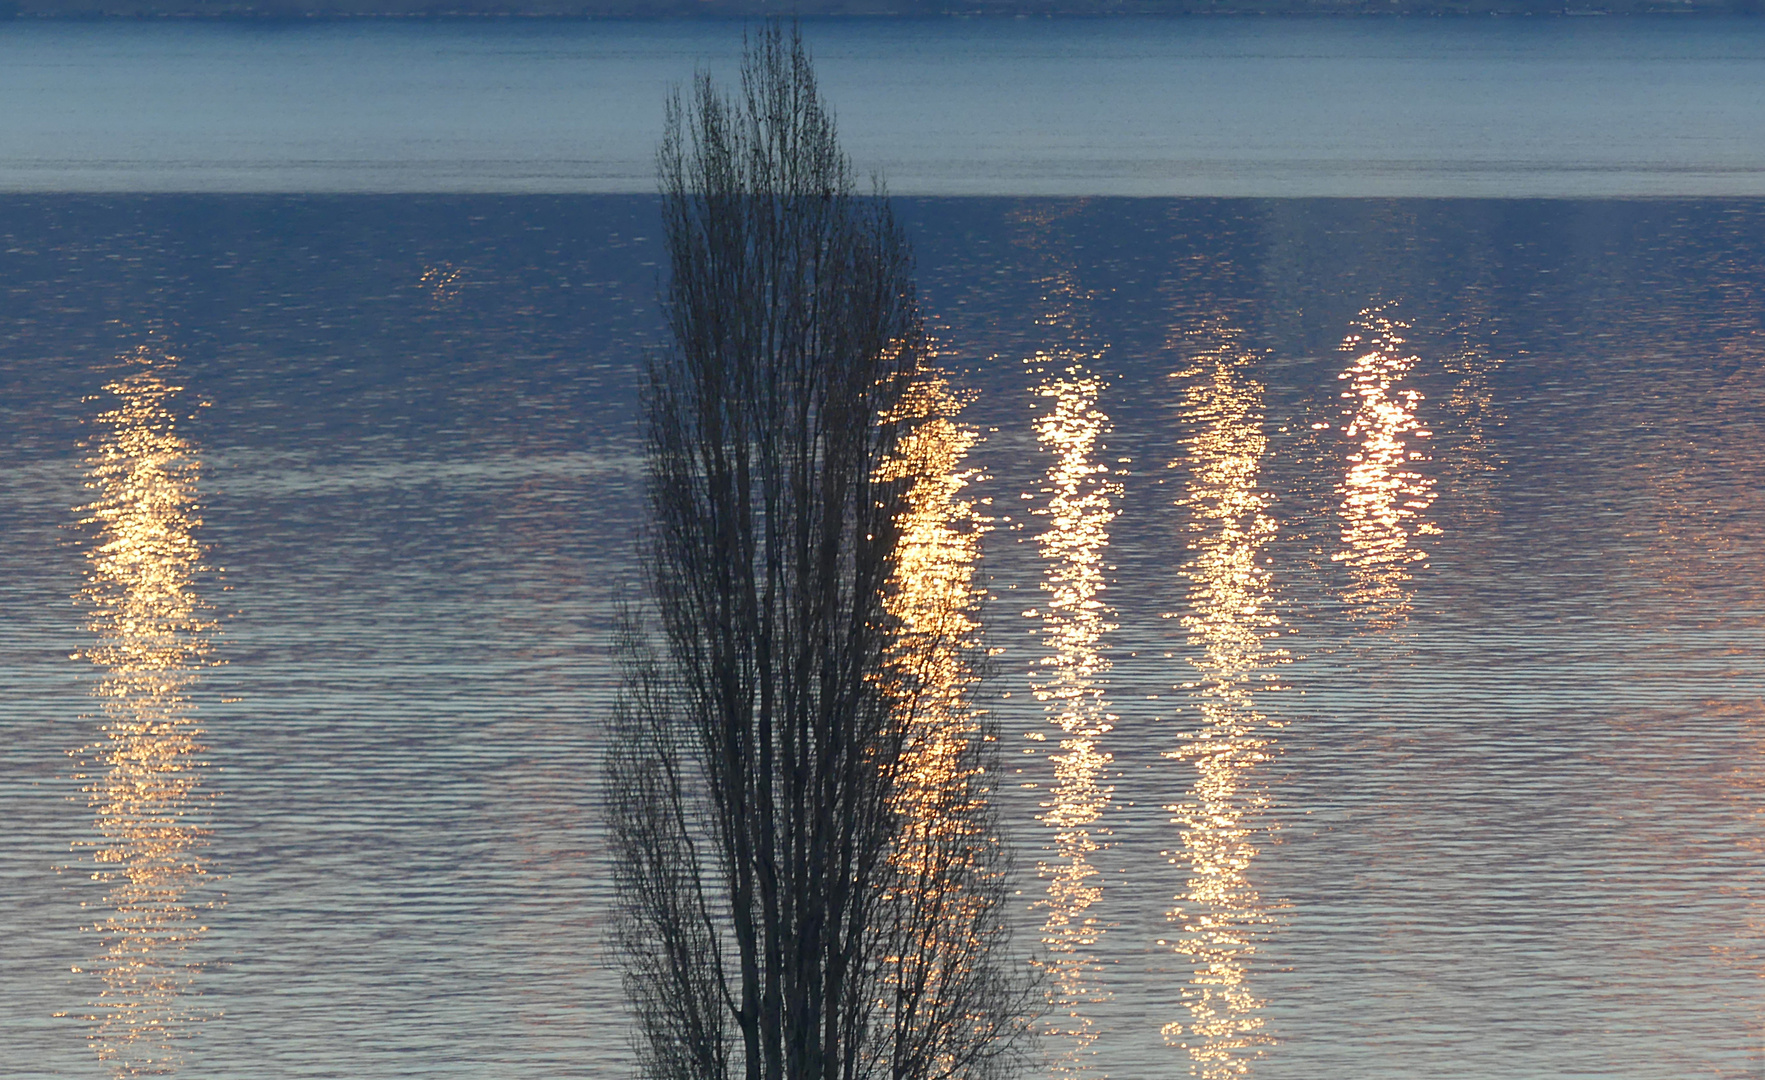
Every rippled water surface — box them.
[1,195,1762,1078]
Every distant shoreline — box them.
[3,3,1760,19]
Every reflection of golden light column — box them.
[879,369,998,1061]
[884,371,984,833]
[1332,308,1438,626]
[73,346,219,1077]
[1026,350,1120,1077]
[1159,324,1282,1079]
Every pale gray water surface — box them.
[1,19,1765,195]
[0,195,1761,1078]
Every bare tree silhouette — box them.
[606,23,1034,1080]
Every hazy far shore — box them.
[3,1,1760,18]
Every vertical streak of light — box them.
[880,369,998,1068]
[72,346,219,1078]
[1159,322,1283,1079]
[885,371,985,839]
[1026,345,1120,1077]
[1333,307,1438,627]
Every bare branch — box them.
[608,22,1038,1080]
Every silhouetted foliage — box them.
[606,22,1034,1080]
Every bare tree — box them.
[606,23,1033,1080]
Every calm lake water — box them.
[1,18,1765,195]
[1,194,1761,1078]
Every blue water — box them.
[1,13,1764,1080]
[0,19,1764,194]
[1,194,1761,1078]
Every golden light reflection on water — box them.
[879,368,999,1056]
[419,262,465,306]
[1025,347,1120,1077]
[72,346,219,1077]
[1159,322,1284,1079]
[884,370,985,819]
[1332,307,1439,626]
